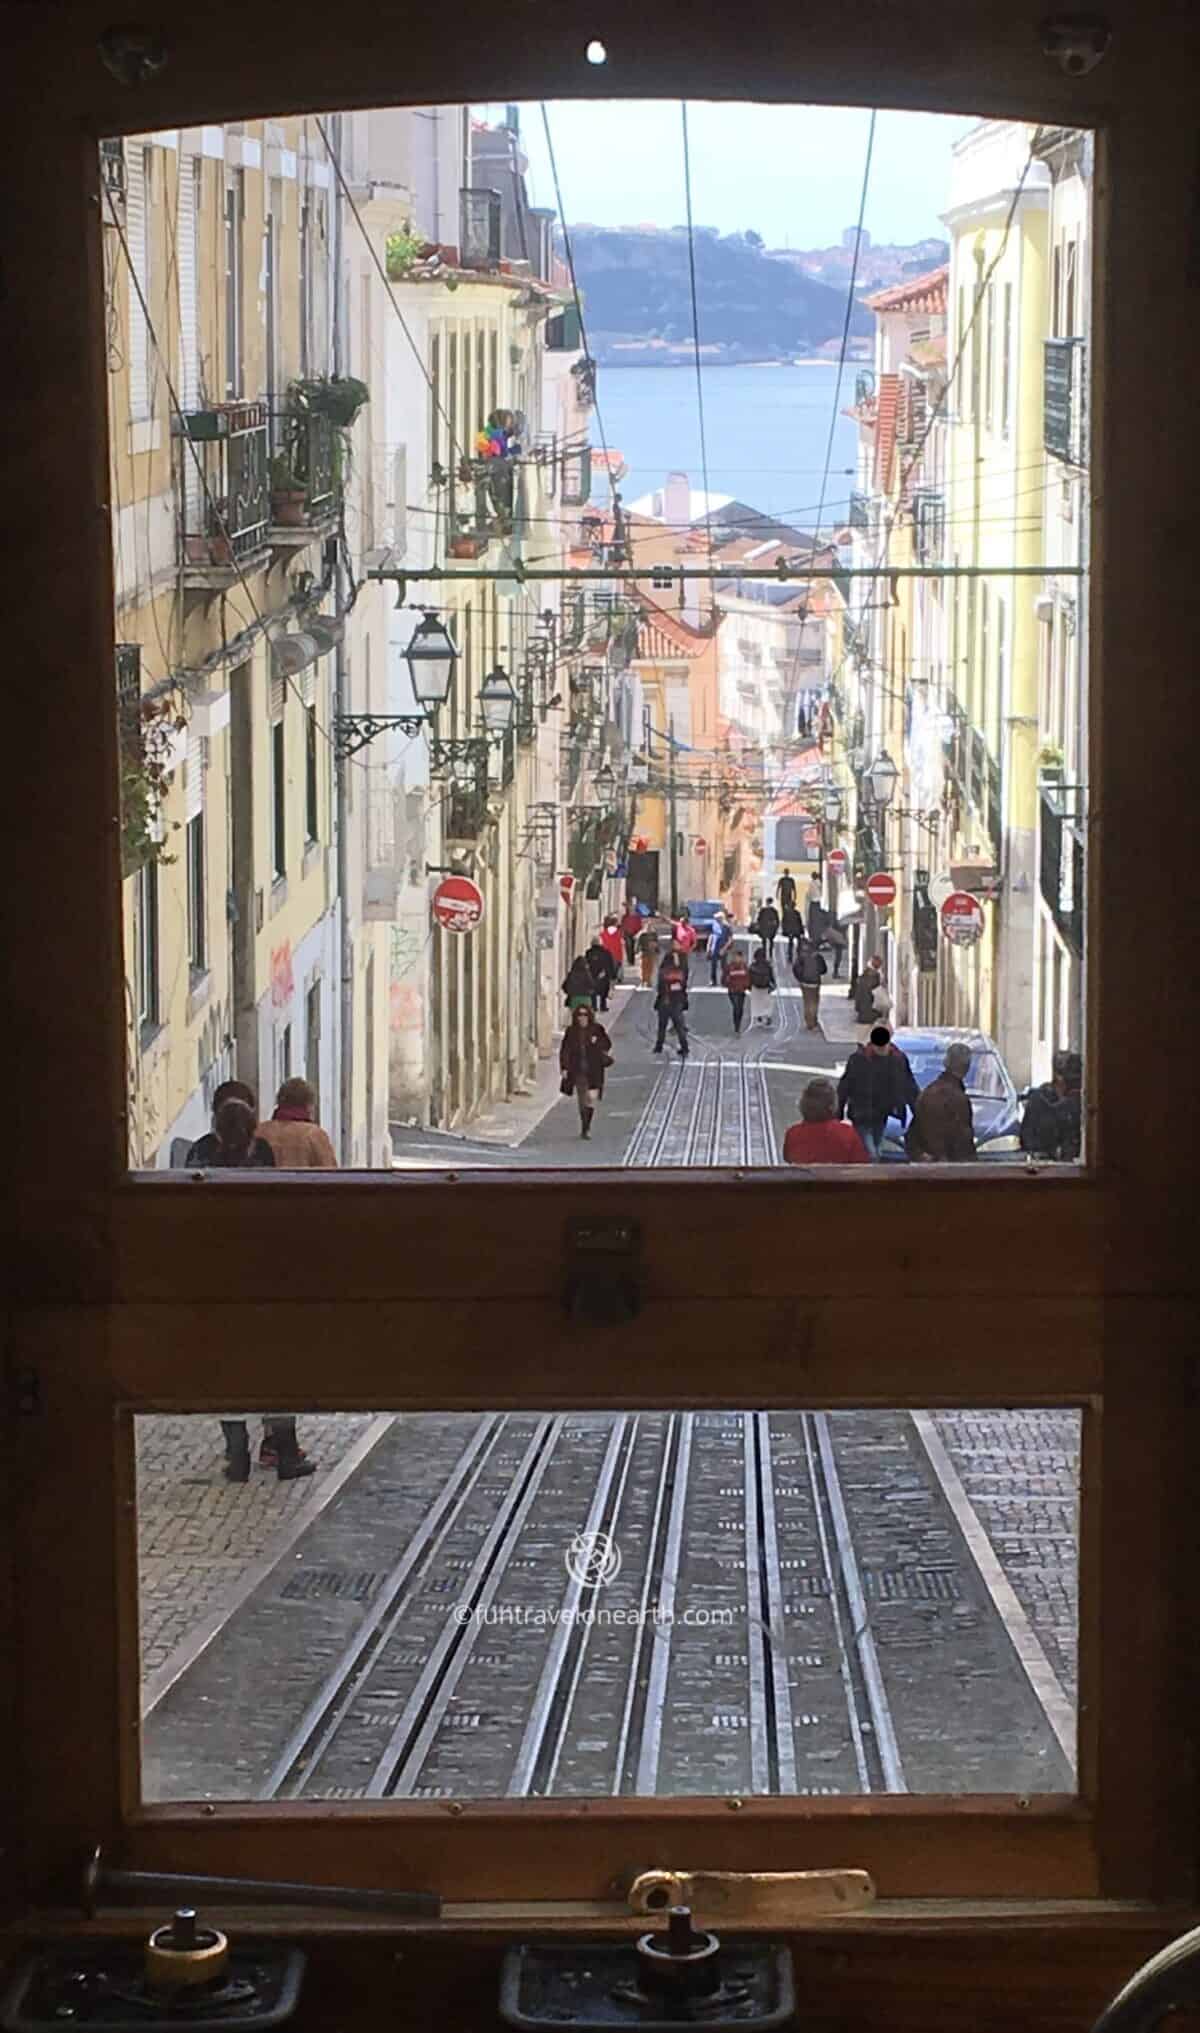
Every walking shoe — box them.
[258,1437,279,1467]
[223,1451,250,1484]
[277,1457,317,1481]
[652,1045,663,1054]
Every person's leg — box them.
[220,1420,250,1483]
[675,1009,689,1057]
[654,1011,668,1052]
[575,1076,589,1134]
[263,1416,317,1481]
[857,1124,882,1161]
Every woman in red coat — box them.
[600,916,625,979]
[559,1005,614,1139]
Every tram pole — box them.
[668,715,679,916]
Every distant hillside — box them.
[570,225,874,365]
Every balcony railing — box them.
[848,490,870,532]
[176,403,269,571]
[561,442,592,508]
[444,781,488,843]
[1044,337,1087,466]
[459,187,502,270]
[913,488,946,564]
[1039,778,1085,957]
[293,408,338,521]
[986,752,1002,856]
[970,728,987,817]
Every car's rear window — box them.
[906,1052,1008,1100]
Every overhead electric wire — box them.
[538,103,621,521]
[679,102,716,623]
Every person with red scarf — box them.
[600,916,625,979]
[256,1077,338,1168]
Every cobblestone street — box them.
[932,1409,1080,1699]
[136,1413,386,1688]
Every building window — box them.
[299,195,311,377]
[272,716,286,880]
[1052,242,1062,336]
[305,704,319,843]
[186,813,206,976]
[429,329,441,475]
[127,144,153,423]
[1064,238,1078,337]
[265,184,280,444]
[984,281,994,429]
[136,859,159,1031]
[223,169,243,399]
[305,980,322,1120]
[1001,281,1012,436]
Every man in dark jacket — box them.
[792,940,828,1031]
[906,1042,976,1161]
[1020,1050,1083,1160]
[653,947,690,1057]
[754,900,780,961]
[852,954,884,1041]
[563,954,597,1009]
[837,1025,919,1160]
[584,934,618,1011]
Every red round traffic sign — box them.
[827,847,848,871]
[432,875,484,934]
[865,870,897,908]
[940,889,985,947]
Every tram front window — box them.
[136,1408,1080,1803]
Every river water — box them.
[593,361,861,531]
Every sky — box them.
[499,101,979,251]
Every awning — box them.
[271,632,319,678]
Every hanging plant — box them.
[385,226,429,279]
[120,695,185,875]
[288,374,370,429]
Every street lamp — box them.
[478,664,517,739]
[405,611,459,713]
[595,762,616,800]
[865,749,899,810]
[822,787,843,825]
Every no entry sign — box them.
[558,872,576,905]
[940,889,985,947]
[865,871,897,909]
[432,875,484,934]
[827,846,848,871]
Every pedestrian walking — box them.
[707,908,734,984]
[653,947,690,1058]
[754,900,780,962]
[185,1080,275,1168]
[783,1077,870,1165]
[823,921,848,979]
[673,907,698,955]
[781,903,804,965]
[836,1024,919,1160]
[804,869,824,938]
[748,943,776,1026]
[559,1004,613,1140]
[256,1077,338,1168]
[618,901,643,967]
[851,953,889,1044]
[636,921,660,987]
[792,939,828,1031]
[563,953,597,1010]
[585,933,618,1012]
[818,699,834,749]
[722,945,750,1035]
[906,1041,977,1161]
[796,701,810,740]
[600,915,625,980]
[776,868,798,914]
[1020,1049,1083,1161]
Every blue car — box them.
[683,899,725,942]
[879,1027,1023,1162]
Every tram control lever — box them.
[1087,1917,1200,2032]
[0,1849,440,2033]
[501,1903,795,2031]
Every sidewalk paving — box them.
[136,1412,384,1688]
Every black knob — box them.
[170,1910,198,1950]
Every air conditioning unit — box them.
[951,858,996,895]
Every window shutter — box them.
[392,445,407,555]
[177,156,202,527]
[127,145,151,423]
[270,671,286,722]
[300,665,317,708]
[185,726,205,822]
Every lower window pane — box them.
[136,1408,1080,1802]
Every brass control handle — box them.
[83,1847,440,1920]
[627,1868,874,1925]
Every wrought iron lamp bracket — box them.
[333,712,428,761]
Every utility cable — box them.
[680,101,716,624]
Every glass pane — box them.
[137,1408,1080,1801]
[108,106,1089,1172]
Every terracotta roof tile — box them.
[862,264,949,316]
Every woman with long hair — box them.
[559,1004,613,1139]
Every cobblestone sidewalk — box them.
[932,1408,1080,1700]
[136,1413,381,1682]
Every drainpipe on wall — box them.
[331,111,354,1163]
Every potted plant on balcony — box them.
[270,453,307,529]
[448,516,488,561]
[289,374,369,430]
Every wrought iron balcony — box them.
[848,490,870,532]
[176,402,269,579]
[1044,337,1087,466]
[913,487,946,564]
[459,186,502,270]
[986,752,1002,856]
[444,781,489,844]
[561,442,592,508]
[1039,778,1085,956]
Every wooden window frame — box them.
[5,0,1200,1932]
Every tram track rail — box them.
[622,973,797,1168]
